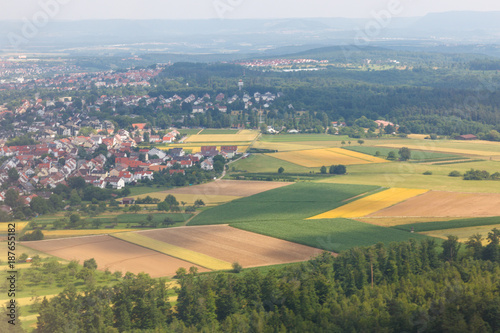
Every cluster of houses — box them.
[0,127,239,212]
[0,62,162,91]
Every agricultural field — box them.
[252,140,338,152]
[374,141,500,158]
[266,148,389,167]
[391,217,500,233]
[233,218,429,253]
[156,179,292,197]
[41,229,135,238]
[127,225,326,268]
[308,188,429,219]
[229,154,315,174]
[260,134,349,142]
[420,224,500,244]
[188,183,379,225]
[198,129,239,135]
[131,192,241,206]
[369,191,500,218]
[318,160,500,193]
[113,232,233,270]
[343,146,463,162]
[185,130,259,143]
[22,235,209,278]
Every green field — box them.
[198,129,239,135]
[233,218,429,252]
[260,134,350,142]
[178,129,202,135]
[343,146,462,161]
[188,183,378,225]
[229,154,315,174]
[31,213,192,231]
[318,160,500,193]
[392,216,500,233]
[127,185,173,196]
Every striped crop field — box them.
[112,232,233,271]
[308,188,429,219]
[266,148,389,167]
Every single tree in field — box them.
[398,147,411,161]
[357,139,364,145]
[387,151,397,160]
[320,166,327,174]
[278,167,284,174]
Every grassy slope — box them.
[188,183,378,225]
[233,218,429,252]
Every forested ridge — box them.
[32,232,500,332]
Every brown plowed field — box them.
[138,225,326,268]
[22,235,208,278]
[368,191,500,218]
[160,180,292,197]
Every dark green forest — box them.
[32,230,500,332]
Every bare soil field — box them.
[368,191,500,218]
[160,180,293,197]
[138,225,326,268]
[22,235,208,277]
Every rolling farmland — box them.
[112,232,233,270]
[233,219,429,253]
[138,225,326,268]
[22,235,209,278]
[188,183,378,225]
[308,188,429,219]
[266,148,389,167]
[369,191,500,218]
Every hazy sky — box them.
[1,0,499,20]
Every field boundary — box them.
[111,232,233,271]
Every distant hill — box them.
[1,12,500,56]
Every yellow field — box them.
[40,229,134,237]
[355,217,454,227]
[421,224,500,244]
[131,193,241,205]
[253,141,330,152]
[185,131,259,143]
[376,143,497,157]
[308,188,429,219]
[113,232,233,271]
[267,148,389,167]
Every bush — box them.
[423,171,433,175]
[448,170,462,177]
[19,229,44,241]
[463,169,491,180]
[329,165,347,175]
[232,262,243,273]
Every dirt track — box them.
[138,225,326,268]
[23,235,208,277]
[368,191,500,217]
